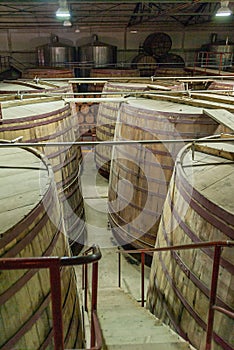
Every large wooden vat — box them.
[95,81,148,178]
[22,68,74,79]
[89,68,140,91]
[108,98,218,250]
[208,79,234,95]
[0,145,83,349]
[0,79,73,95]
[147,139,234,349]
[0,96,86,253]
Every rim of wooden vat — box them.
[0,79,71,95]
[175,140,234,235]
[22,67,75,79]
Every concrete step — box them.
[97,288,194,350]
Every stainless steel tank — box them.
[77,35,117,76]
[37,35,76,67]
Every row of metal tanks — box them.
[0,79,87,349]
[93,78,234,350]
[36,33,234,77]
[0,76,233,349]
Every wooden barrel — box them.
[75,94,99,140]
[143,32,172,56]
[147,138,234,349]
[0,145,83,349]
[0,96,86,253]
[157,53,185,68]
[154,67,190,77]
[108,98,218,251]
[95,81,148,178]
[131,54,158,76]
[89,68,140,91]
[22,67,75,79]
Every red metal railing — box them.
[117,240,234,350]
[193,51,234,74]
[0,244,102,350]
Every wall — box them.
[0,23,233,69]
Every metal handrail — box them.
[117,240,234,350]
[194,51,234,74]
[0,244,102,350]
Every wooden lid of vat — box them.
[182,140,234,214]
[0,80,69,92]
[126,97,204,113]
[0,147,49,234]
[1,97,66,120]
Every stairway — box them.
[79,152,196,349]
[97,288,195,350]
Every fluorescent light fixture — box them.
[56,6,71,19]
[216,1,232,16]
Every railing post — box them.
[118,247,121,288]
[49,259,64,350]
[91,261,99,348]
[141,252,145,307]
[205,246,222,350]
[84,263,88,312]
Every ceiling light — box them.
[63,20,72,26]
[56,7,71,19]
[215,1,232,16]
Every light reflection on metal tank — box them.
[37,35,76,67]
[77,34,117,77]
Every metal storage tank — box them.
[36,35,76,67]
[77,35,117,77]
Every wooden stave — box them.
[95,82,148,178]
[147,143,234,350]
[0,146,83,349]
[0,98,86,252]
[108,100,218,251]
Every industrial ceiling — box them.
[0,1,233,30]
